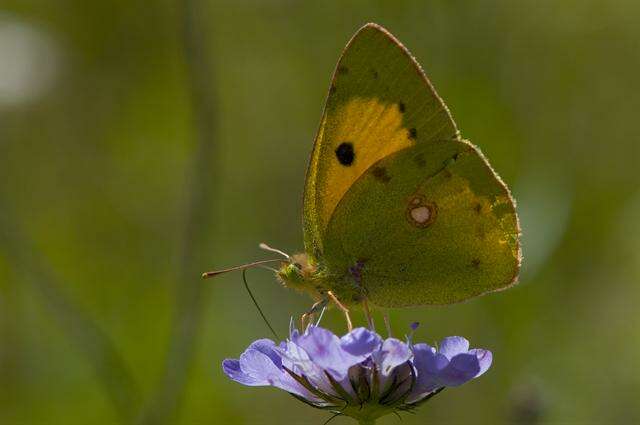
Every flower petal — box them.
[222,359,260,385]
[277,339,336,395]
[248,339,282,368]
[373,338,411,377]
[277,373,322,400]
[340,327,381,358]
[438,353,480,386]
[239,349,283,385]
[469,348,492,377]
[408,343,445,400]
[295,326,362,379]
[295,326,342,364]
[438,336,470,359]
[237,348,318,399]
[278,340,319,377]
[413,343,447,374]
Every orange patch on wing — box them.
[315,97,413,228]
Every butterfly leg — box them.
[327,291,353,332]
[300,298,328,330]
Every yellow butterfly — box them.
[205,23,521,329]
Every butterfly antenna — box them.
[259,266,279,273]
[201,259,284,279]
[259,242,291,259]
[242,269,280,340]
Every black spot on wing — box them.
[370,68,378,79]
[372,166,391,183]
[335,142,355,166]
[337,65,349,75]
[409,128,417,140]
[398,102,406,113]
[413,153,426,168]
[471,258,481,269]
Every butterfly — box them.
[204,23,521,329]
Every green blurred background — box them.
[1,1,638,424]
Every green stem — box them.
[0,206,141,422]
[138,0,219,423]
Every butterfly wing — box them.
[303,23,458,260]
[323,140,520,307]
[303,23,520,306]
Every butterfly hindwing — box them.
[303,23,458,259]
[323,140,520,306]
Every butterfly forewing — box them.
[303,23,458,259]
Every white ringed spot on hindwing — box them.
[406,195,437,228]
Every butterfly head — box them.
[277,261,305,285]
[276,253,322,298]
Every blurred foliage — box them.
[0,0,639,424]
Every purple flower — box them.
[222,324,492,423]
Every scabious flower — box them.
[222,324,492,424]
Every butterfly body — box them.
[277,253,362,306]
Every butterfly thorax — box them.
[277,253,365,306]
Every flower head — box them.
[222,324,492,423]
